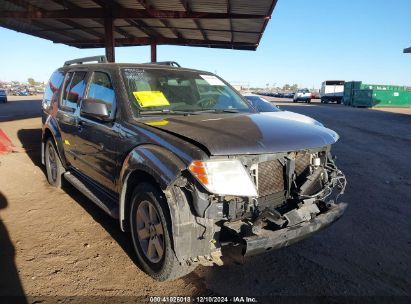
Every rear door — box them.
[56,70,88,165]
[72,70,120,192]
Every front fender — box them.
[118,144,219,262]
[119,144,187,231]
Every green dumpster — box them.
[352,89,411,107]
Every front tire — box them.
[45,138,65,188]
[130,183,196,281]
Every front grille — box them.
[257,160,284,197]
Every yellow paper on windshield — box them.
[145,120,169,126]
[133,91,170,107]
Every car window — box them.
[86,72,115,116]
[325,81,345,85]
[61,71,87,111]
[43,70,64,107]
[245,96,280,112]
[122,68,252,115]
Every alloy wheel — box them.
[136,200,165,263]
[47,141,58,182]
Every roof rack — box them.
[145,61,181,68]
[64,55,107,66]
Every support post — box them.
[104,17,115,62]
[151,43,157,62]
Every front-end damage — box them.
[167,145,347,266]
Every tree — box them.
[282,84,291,91]
[27,78,38,86]
[291,84,299,92]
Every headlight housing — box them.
[188,159,258,197]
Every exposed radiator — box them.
[256,159,285,197]
[295,153,311,177]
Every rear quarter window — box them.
[43,70,64,107]
[61,71,87,111]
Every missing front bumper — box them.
[222,202,347,259]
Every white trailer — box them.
[320,80,345,104]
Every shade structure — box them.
[0,0,278,62]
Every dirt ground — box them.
[0,96,410,302]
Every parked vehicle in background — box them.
[321,80,345,104]
[18,90,29,96]
[311,90,321,99]
[243,94,324,126]
[41,55,347,281]
[293,88,312,103]
[0,89,7,103]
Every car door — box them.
[72,70,120,192]
[56,70,88,165]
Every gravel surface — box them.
[0,97,410,301]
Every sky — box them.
[0,0,410,89]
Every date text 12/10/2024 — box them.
[149,296,258,303]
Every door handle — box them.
[77,120,86,131]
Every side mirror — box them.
[80,98,112,122]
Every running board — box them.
[64,172,119,219]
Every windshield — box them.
[122,68,253,116]
[325,81,345,85]
[244,96,280,112]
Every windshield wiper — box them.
[140,109,240,116]
[139,109,192,116]
[189,109,240,114]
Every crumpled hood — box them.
[142,113,339,156]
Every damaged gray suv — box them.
[41,56,347,281]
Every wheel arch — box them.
[118,144,187,232]
[41,125,67,168]
[41,119,66,167]
[119,145,219,263]
[120,169,161,233]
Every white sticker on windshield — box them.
[200,75,226,86]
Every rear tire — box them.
[129,183,196,281]
[45,138,65,188]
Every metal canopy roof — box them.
[404,47,411,53]
[0,0,277,52]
